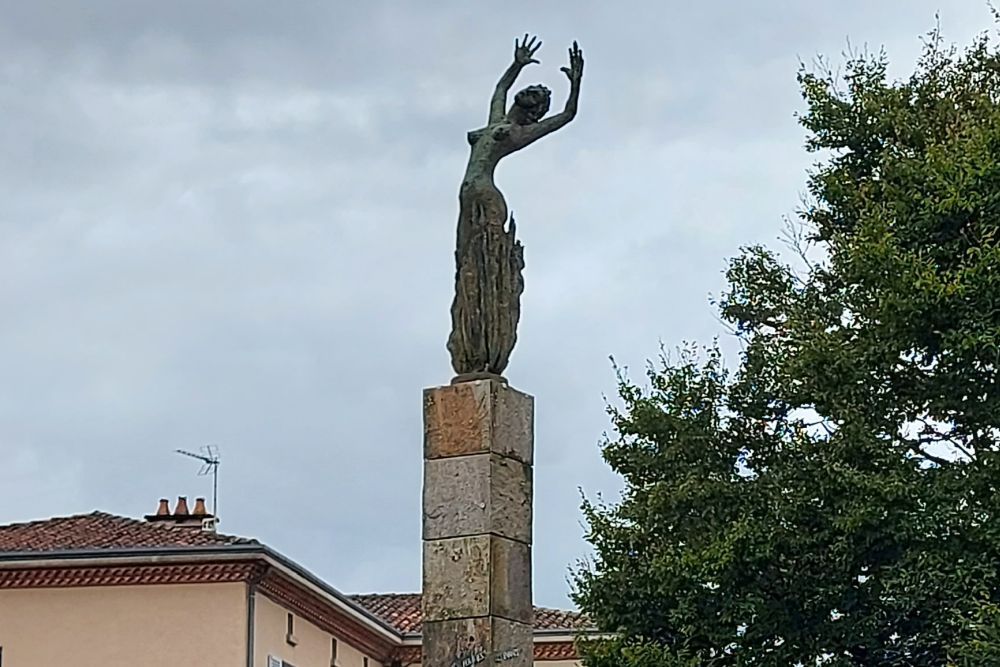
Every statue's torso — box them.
[464,122,525,184]
[460,122,521,224]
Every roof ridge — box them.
[535,604,583,612]
[0,509,258,550]
[0,509,111,530]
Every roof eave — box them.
[0,545,404,643]
[0,547,604,645]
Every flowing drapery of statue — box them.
[447,35,584,380]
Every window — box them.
[286,612,298,646]
[331,638,339,666]
[363,658,369,667]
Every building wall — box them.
[254,592,383,667]
[0,581,247,667]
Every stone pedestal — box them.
[422,379,534,667]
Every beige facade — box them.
[255,592,382,667]
[0,579,581,667]
[0,582,247,667]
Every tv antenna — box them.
[175,445,220,519]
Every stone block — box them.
[422,535,532,625]
[423,535,491,621]
[424,381,533,464]
[490,536,532,624]
[489,617,534,667]
[489,455,532,544]
[424,382,491,460]
[423,454,532,544]
[422,617,533,667]
[423,454,490,540]
[492,383,534,465]
[421,617,491,667]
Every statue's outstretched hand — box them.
[560,41,584,84]
[514,34,542,66]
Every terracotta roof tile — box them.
[0,511,255,552]
[534,642,580,660]
[352,592,424,633]
[350,593,591,635]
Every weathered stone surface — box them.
[423,453,531,543]
[490,617,534,667]
[425,382,491,460]
[422,617,492,667]
[422,617,533,667]
[424,381,533,464]
[423,535,491,621]
[489,455,532,544]
[422,375,536,665]
[423,535,532,625]
[423,454,490,540]
[490,536,532,624]
[491,383,534,465]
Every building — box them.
[0,499,591,666]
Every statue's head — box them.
[510,85,551,124]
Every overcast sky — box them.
[0,1,994,609]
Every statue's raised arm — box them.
[489,35,542,123]
[512,41,584,149]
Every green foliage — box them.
[574,24,1000,666]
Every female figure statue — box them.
[448,35,584,380]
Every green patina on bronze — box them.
[448,35,584,379]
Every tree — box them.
[573,24,1000,667]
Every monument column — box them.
[422,378,534,667]
[421,32,583,667]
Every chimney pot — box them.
[192,498,209,516]
[155,498,170,516]
[173,496,190,516]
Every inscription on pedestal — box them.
[423,617,533,667]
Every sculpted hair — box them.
[513,85,552,123]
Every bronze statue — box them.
[448,35,584,381]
